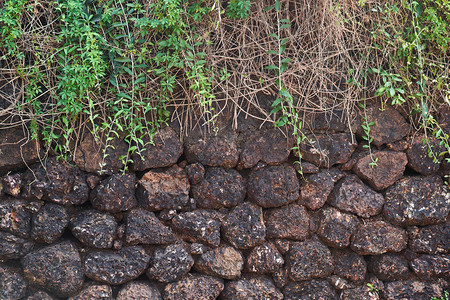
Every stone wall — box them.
[0,105,449,299]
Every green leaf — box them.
[114,57,131,63]
[266,50,278,55]
[274,1,280,12]
[265,65,279,70]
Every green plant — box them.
[0,0,27,59]
[359,102,378,167]
[431,290,449,300]
[226,0,251,19]
[366,283,379,293]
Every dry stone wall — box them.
[0,106,449,299]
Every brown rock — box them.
[283,279,337,300]
[384,176,450,226]
[0,198,31,237]
[248,164,299,208]
[383,280,443,300]
[191,167,245,209]
[350,221,407,255]
[68,284,112,300]
[410,254,450,279]
[194,245,244,279]
[132,126,182,170]
[221,276,283,300]
[298,133,357,168]
[171,210,221,247]
[368,253,410,281]
[0,126,40,172]
[328,174,384,218]
[356,104,410,147]
[0,264,27,300]
[0,231,34,262]
[125,208,174,245]
[353,151,407,191]
[300,169,344,210]
[162,274,224,300]
[90,173,136,213]
[408,224,450,254]
[137,166,189,211]
[317,207,358,248]
[286,240,334,281]
[265,204,309,240]
[116,281,161,300]
[340,285,379,300]
[2,173,21,197]
[31,203,69,244]
[222,202,266,249]
[331,249,366,283]
[406,135,445,175]
[185,163,205,185]
[245,243,284,274]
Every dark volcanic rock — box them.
[84,246,150,285]
[221,276,283,300]
[22,241,83,297]
[408,224,450,254]
[317,207,358,248]
[356,104,410,147]
[340,285,379,300]
[0,231,33,261]
[0,264,27,300]
[410,254,450,279]
[407,135,445,175]
[286,240,334,281]
[245,243,284,274]
[171,210,221,247]
[74,131,127,175]
[222,202,266,249]
[368,253,410,281]
[191,167,245,209]
[237,128,293,169]
[353,151,407,191]
[331,249,366,283]
[265,204,309,240]
[384,176,450,226]
[184,130,239,168]
[350,221,407,255]
[2,173,21,197]
[132,126,182,170]
[90,173,136,213]
[162,274,224,300]
[298,161,320,174]
[383,280,443,300]
[328,175,384,218]
[0,198,31,237]
[283,279,337,300]
[116,281,161,300]
[22,158,89,206]
[146,244,194,283]
[68,284,112,300]
[125,208,174,245]
[27,291,55,300]
[185,163,205,185]
[137,166,189,211]
[0,126,40,172]
[298,133,357,168]
[194,245,244,279]
[272,268,288,289]
[247,165,299,208]
[69,210,117,249]
[300,169,344,210]
[31,203,69,243]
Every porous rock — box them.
[340,285,380,300]
[350,221,407,255]
[410,254,450,279]
[31,203,69,243]
[0,231,34,261]
[116,281,161,300]
[194,245,244,279]
[84,246,150,285]
[245,243,284,274]
[298,133,357,167]
[146,244,194,283]
[283,279,337,300]
[406,135,445,175]
[222,202,266,249]
[2,173,21,197]
[125,208,174,245]
[286,240,334,281]
[317,207,358,248]
[22,241,83,297]
[0,198,31,237]
[26,291,55,300]
[0,126,40,172]
[132,126,182,170]
[328,174,384,218]
[383,280,443,300]
[300,169,344,210]
[90,173,136,213]
[191,167,245,209]
[408,223,450,254]
[383,176,450,226]
[185,162,205,185]
[221,276,283,300]
[22,158,89,206]
[68,284,112,300]
[171,210,221,247]
[247,164,299,208]
[162,274,224,300]
[353,151,407,191]
[265,204,309,240]
[137,166,189,211]
[0,264,27,300]
[368,253,410,281]
[69,210,117,249]
[332,249,366,283]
